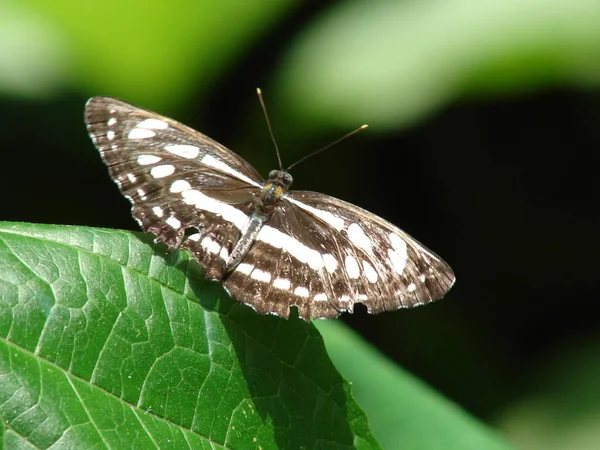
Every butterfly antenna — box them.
[256,88,284,171]
[286,124,368,171]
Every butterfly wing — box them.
[224,190,455,319]
[85,96,264,280]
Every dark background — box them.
[2,1,599,447]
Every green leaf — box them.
[278,0,600,129]
[0,2,70,98]
[315,321,516,450]
[498,337,600,450]
[0,222,379,449]
[15,0,298,106]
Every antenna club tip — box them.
[256,87,262,94]
[360,124,369,130]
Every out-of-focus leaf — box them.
[315,321,516,450]
[279,0,600,129]
[0,222,379,449]
[19,0,298,107]
[498,337,600,450]
[0,3,70,98]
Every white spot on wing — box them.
[219,247,229,260]
[137,155,161,165]
[136,189,147,200]
[201,154,260,187]
[286,197,345,231]
[187,233,200,241]
[165,144,200,159]
[251,269,271,283]
[345,255,360,279]
[126,173,137,183]
[107,118,117,126]
[388,233,408,274]
[294,286,309,298]
[323,254,338,273]
[170,180,191,193]
[363,261,378,283]
[166,217,181,229]
[181,189,248,230]
[258,226,324,270]
[314,293,327,301]
[236,263,253,275]
[347,223,372,252]
[150,164,175,179]
[274,278,291,290]
[201,236,220,254]
[152,206,164,217]
[390,233,408,256]
[407,283,417,292]
[128,128,156,139]
[106,131,115,140]
[388,250,406,274]
[137,118,168,129]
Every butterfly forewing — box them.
[85,96,264,279]
[85,96,455,320]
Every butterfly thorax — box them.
[259,170,293,213]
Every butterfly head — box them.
[267,170,293,190]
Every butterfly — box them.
[85,95,455,320]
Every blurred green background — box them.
[2,0,600,448]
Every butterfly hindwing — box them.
[224,202,341,319]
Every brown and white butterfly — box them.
[85,96,455,320]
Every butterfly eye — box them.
[267,170,292,187]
